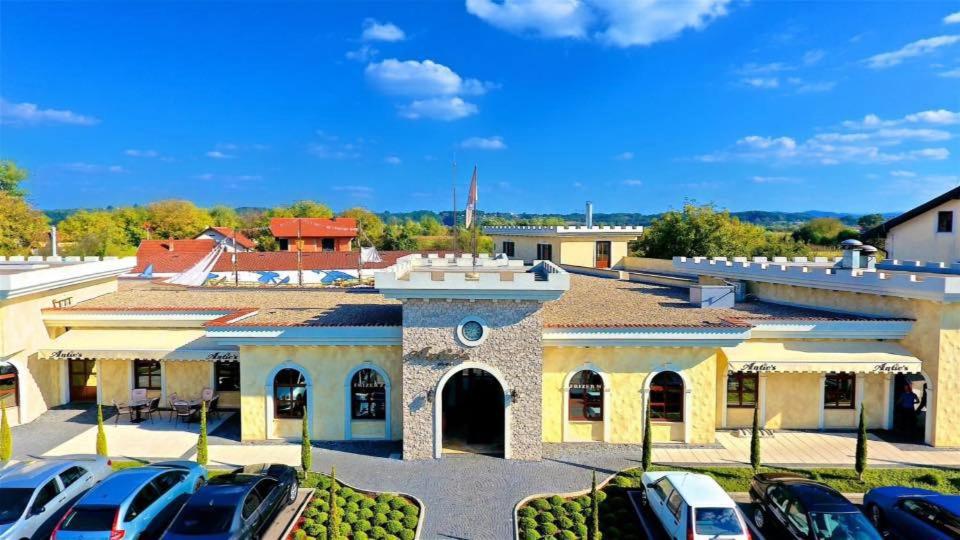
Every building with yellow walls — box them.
[484,225,642,270]
[867,186,960,263]
[5,244,958,460]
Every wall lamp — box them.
[510,389,520,402]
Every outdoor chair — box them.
[172,401,194,429]
[166,393,179,420]
[201,387,214,402]
[207,395,220,419]
[113,401,131,425]
[131,388,147,402]
[143,397,161,423]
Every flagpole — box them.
[452,158,458,257]
[472,165,479,266]
[297,218,303,287]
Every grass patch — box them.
[519,465,960,540]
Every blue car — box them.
[52,461,207,540]
[864,487,960,540]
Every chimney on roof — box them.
[50,226,58,257]
[586,201,594,228]
[838,239,863,269]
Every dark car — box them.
[161,464,298,540]
[749,473,882,540]
[864,486,960,539]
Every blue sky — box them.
[1,1,958,214]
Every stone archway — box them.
[434,363,511,459]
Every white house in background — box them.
[194,227,256,252]
[867,186,960,263]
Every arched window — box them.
[274,368,306,419]
[0,363,17,408]
[351,368,386,420]
[568,370,603,421]
[649,371,684,421]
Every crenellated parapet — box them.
[0,256,136,300]
[483,225,643,237]
[673,256,960,302]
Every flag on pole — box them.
[464,166,478,228]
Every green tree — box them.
[0,160,28,197]
[858,213,886,231]
[0,404,11,462]
[208,205,241,228]
[146,199,213,239]
[301,414,312,473]
[340,207,385,247]
[58,210,128,256]
[328,467,341,540]
[0,192,49,255]
[641,401,652,471]
[792,218,854,246]
[197,401,208,466]
[419,216,446,236]
[287,200,334,219]
[112,206,150,246]
[96,404,108,457]
[856,405,868,481]
[382,224,419,251]
[590,470,600,540]
[636,203,769,259]
[751,402,761,472]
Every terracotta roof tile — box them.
[269,217,357,238]
[204,227,256,249]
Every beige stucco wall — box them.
[1,278,117,424]
[542,346,717,444]
[622,257,677,274]
[886,199,960,262]
[99,359,132,406]
[165,362,212,402]
[239,345,402,442]
[749,281,959,446]
[490,235,634,268]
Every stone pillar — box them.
[401,299,545,460]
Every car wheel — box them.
[753,507,766,531]
[869,504,887,535]
[287,478,299,505]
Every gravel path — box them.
[311,443,646,540]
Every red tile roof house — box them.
[194,227,256,251]
[269,217,357,252]
[132,239,218,275]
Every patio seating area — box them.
[110,387,223,427]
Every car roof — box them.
[78,467,166,506]
[0,460,73,489]
[662,473,734,508]
[187,474,262,507]
[786,481,854,511]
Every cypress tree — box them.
[328,467,340,540]
[196,401,208,466]
[301,414,312,473]
[641,400,652,471]
[750,401,761,472]
[0,404,11,462]
[590,470,600,540]
[856,404,868,481]
[96,403,108,457]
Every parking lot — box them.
[628,490,769,540]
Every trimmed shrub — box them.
[360,497,376,509]
[558,516,574,529]
[572,512,586,525]
[360,508,375,520]
[301,414,312,472]
[560,531,578,540]
[536,511,556,524]
[338,522,351,537]
[519,517,538,530]
[532,498,552,511]
[575,496,591,508]
[196,402,208,465]
[523,529,542,540]
[388,510,404,521]
[354,532,369,540]
[345,512,359,524]
[575,523,589,538]
[340,487,355,498]
[562,501,582,514]
[374,503,391,515]
[370,526,387,539]
[518,506,537,519]
[399,530,415,540]
[346,501,360,514]
[374,513,389,525]
[548,495,564,506]
[355,520,372,532]
[293,530,307,540]
[314,500,330,513]
[385,520,403,535]
[316,512,329,524]
[376,493,392,504]
[401,504,419,517]
[540,522,559,536]
[304,521,324,538]
[95,404,107,457]
[388,496,406,510]
[402,515,418,529]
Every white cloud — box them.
[940,67,960,78]
[802,49,825,66]
[385,155,402,165]
[890,170,917,177]
[460,136,507,150]
[365,59,494,96]
[346,44,379,62]
[333,185,374,198]
[743,77,779,89]
[124,149,159,158]
[843,109,960,129]
[205,150,234,159]
[361,19,406,42]
[794,80,836,93]
[307,139,362,160]
[466,0,730,47]
[622,179,643,186]
[945,11,960,24]
[865,35,960,68]
[0,98,99,126]
[905,109,960,125]
[752,176,801,184]
[398,97,478,121]
[61,162,127,174]
[614,151,634,160]
[194,173,262,181]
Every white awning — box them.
[721,341,922,374]
[39,329,238,362]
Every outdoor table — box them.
[173,400,205,422]
[129,399,149,423]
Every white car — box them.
[640,471,751,540]
[0,456,112,540]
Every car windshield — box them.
[0,488,32,524]
[169,506,234,534]
[695,507,744,535]
[810,511,883,540]
[60,506,119,531]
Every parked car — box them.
[52,461,207,540]
[864,486,960,539]
[162,463,299,540]
[750,472,881,540]
[639,471,751,540]
[0,456,112,540]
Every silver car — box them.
[0,456,112,540]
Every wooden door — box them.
[596,241,611,269]
[69,359,98,402]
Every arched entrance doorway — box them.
[439,367,505,457]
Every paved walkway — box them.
[10,404,100,460]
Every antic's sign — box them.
[206,351,239,361]
[48,350,84,359]
[871,362,912,373]
[732,362,778,373]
